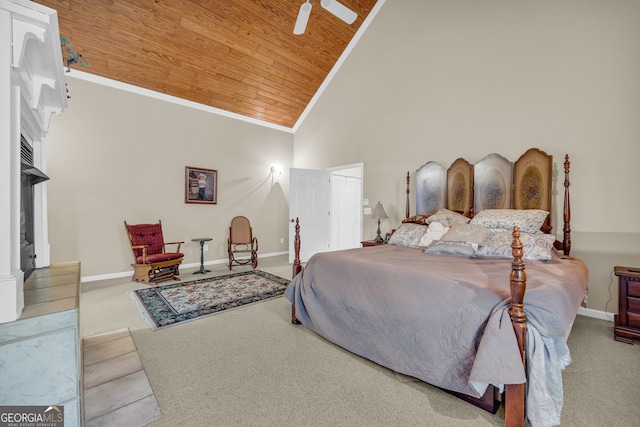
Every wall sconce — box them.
[270,165,283,178]
[371,201,389,243]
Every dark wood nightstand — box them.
[614,266,640,344]
[361,240,386,247]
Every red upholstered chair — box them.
[227,216,258,270]
[124,220,184,284]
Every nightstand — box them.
[361,240,386,247]
[614,266,640,344]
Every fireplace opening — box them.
[20,136,49,279]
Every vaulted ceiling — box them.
[38,0,380,129]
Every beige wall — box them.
[44,1,640,312]
[294,0,640,312]
[46,77,293,278]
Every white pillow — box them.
[418,222,450,247]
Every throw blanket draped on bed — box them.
[285,245,587,424]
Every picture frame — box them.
[185,166,217,204]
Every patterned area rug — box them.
[130,270,290,330]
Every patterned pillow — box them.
[476,229,556,261]
[440,223,490,245]
[425,209,470,227]
[388,223,428,248]
[402,214,430,225]
[470,209,549,234]
[424,241,477,257]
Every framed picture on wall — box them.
[185,166,217,204]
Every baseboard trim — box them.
[81,251,289,283]
[577,307,615,322]
[82,268,618,323]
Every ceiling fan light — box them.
[293,1,312,35]
[320,0,357,25]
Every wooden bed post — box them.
[505,227,527,427]
[406,171,410,219]
[292,217,302,278]
[562,155,572,256]
[291,217,302,324]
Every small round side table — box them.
[191,238,212,275]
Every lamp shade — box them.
[371,202,388,220]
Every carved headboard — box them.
[409,148,571,254]
[415,149,551,220]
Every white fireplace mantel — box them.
[0,0,67,323]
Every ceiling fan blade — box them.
[293,1,312,35]
[320,0,357,25]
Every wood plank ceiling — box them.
[38,0,379,128]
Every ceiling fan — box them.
[293,0,358,35]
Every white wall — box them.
[40,0,640,312]
[46,76,293,279]
[294,0,640,312]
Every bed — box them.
[284,149,588,427]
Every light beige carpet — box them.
[80,256,640,426]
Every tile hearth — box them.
[83,329,161,426]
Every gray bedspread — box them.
[284,244,588,422]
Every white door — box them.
[289,168,331,263]
[331,174,362,250]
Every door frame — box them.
[288,163,364,263]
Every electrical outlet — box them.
[364,207,372,215]
[280,237,284,244]
[203,245,209,252]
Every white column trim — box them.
[33,138,50,267]
[0,0,67,323]
[0,8,22,323]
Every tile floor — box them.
[83,329,161,426]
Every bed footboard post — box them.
[505,227,527,427]
[292,217,302,278]
[562,155,572,256]
[291,217,302,324]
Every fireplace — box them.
[20,136,49,279]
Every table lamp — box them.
[371,201,389,243]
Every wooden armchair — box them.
[124,220,184,284]
[227,216,258,270]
